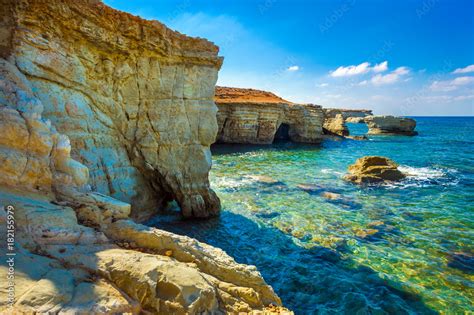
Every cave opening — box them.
[273,123,291,142]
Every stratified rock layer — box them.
[0,55,286,314]
[365,115,418,136]
[322,109,349,137]
[215,86,324,144]
[344,156,406,184]
[2,0,223,219]
[337,109,373,119]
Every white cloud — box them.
[452,64,474,74]
[430,76,474,92]
[287,65,300,71]
[417,94,474,103]
[317,83,329,87]
[371,67,410,85]
[373,61,388,73]
[330,62,371,77]
[330,61,389,77]
[358,80,368,86]
[454,94,474,101]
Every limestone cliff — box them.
[322,109,349,137]
[0,23,286,315]
[337,109,373,119]
[215,86,324,144]
[365,115,418,136]
[1,0,222,219]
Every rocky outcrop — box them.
[324,108,372,125]
[215,86,324,144]
[344,156,406,183]
[0,2,289,313]
[338,109,373,119]
[0,56,286,314]
[1,0,223,219]
[365,115,418,136]
[345,116,365,123]
[322,109,349,137]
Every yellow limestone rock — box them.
[364,115,418,136]
[344,156,406,184]
[0,1,289,313]
[215,86,324,144]
[1,0,222,219]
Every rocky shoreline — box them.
[0,0,417,313]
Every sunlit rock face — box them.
[338,109,373,119]
[1,0,223,219]
[322,109,349,137]
[0,1,287,313]
[215,86,324,144]
[365,115,418,136]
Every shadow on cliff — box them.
[147,211,437,315]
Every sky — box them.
[104,0,474,116]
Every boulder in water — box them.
[344,156,406,184]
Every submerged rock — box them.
[365,115,418,136]
[247,175,284,185]
[448,252,474,274]
[344,156,406,184]
[297,183,325,194]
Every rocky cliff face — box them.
[1,0,222,219]
[215,86,324,144]
[338,109,373,119]
[365,115,418,136]
[322,109,349,137]
[0,1,287,313]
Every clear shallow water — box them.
[148,117,474,314]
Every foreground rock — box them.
[344,156,406,183]
[1,0,222,219]
[365,115,418,136]
[0,1,288,313]
[215,86,324,144]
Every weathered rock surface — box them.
[215,86,324,144]
[0,189,284,314]
[2,0,223,219]
[345,116,366,123]
[0,1,289,313]
[344,156,406,184]
[0,79,285,312]
[365,115,418,136]
[322,109,349,137]
[338,109,373,119]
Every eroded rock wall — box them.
[0,46,286,315]
[3,0,222,219]
[215,86,324,144]
[365,115,418,136]
[322,109,349,137]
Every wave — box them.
[386,165,459,189]
[398,166,447,180]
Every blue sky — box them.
[104,0,474,115]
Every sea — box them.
[148,117,474,314]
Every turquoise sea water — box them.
[149,117,474,314]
